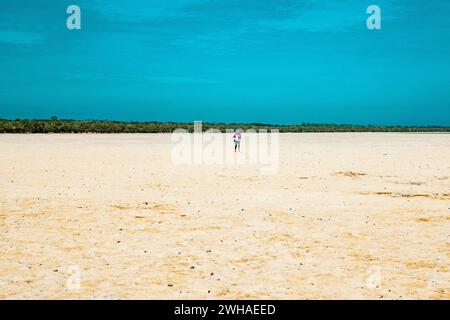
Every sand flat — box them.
[0,133,449,299]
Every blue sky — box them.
[0,0,449,125]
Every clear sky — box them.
[0,0,449,125]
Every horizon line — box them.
[1,118,450,128]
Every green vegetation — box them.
[0,118,449,133]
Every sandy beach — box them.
[0,133,449,299]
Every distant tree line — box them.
[0,118,449,133]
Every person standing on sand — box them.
[233,129,241,153]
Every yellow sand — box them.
[0,133,449,299]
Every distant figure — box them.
[233,129,241,153]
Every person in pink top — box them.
[233,129,241,153]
